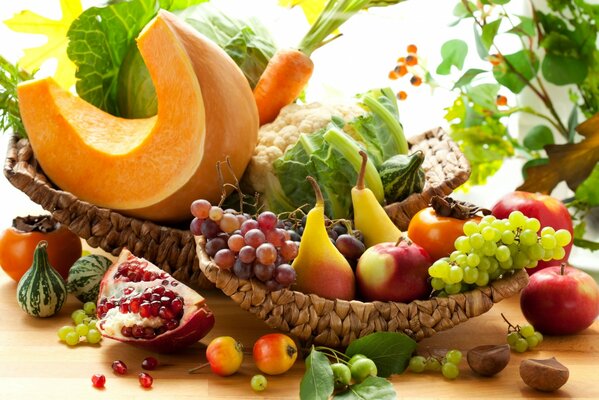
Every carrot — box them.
[253,48,314,126]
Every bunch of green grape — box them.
[428,211,572,294]
[408,349,462,380]
[506,322,543,353]
[57,301,102,346]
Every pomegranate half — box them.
[96,249,215,353]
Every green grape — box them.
[455,237,472,253]
[431,277,446,290]
[449,251,462,262]
[455,255,467,267]
[534,331,543,345]
[526,243,544,261]
[520,324,535,338]
[553,246,566,260]
[520,229,537,246]
[469,234,485,249]
[481,215,496,225]
[448,266,464,284]
[409,356,427,373]
[441,362,459,379]
[65,331,80,346]
[526,335,539,348]
[482,240,497,256]
[475,271,489,287]
[86,329,102,344]
[513,338,528,353]
[71,309,87,325]
[496,245,510,262]
[445,350,462,365]
[425,358,442,372]
[555,229,572,247]
[466,253,480,267]
[540,234,557,250]
[501,230,515,245]
[541,226,555,236]
[250,374,268,392]
[499,257,513,270]
[542,248,554,261]
[57,326,75,342]
[487,258,499,273]
[445,283,462,295]
[75,323,89,337]
[489,269,503,280]
[507,243,518,256]
[481,227,497,241]
[508,211,526,228]
[88,319,98,330]
[506,331,520,346]
[478,256,491,271]
[526,260,538,270]
[463,266,479,284]
[463,221,479,236]
[83,302,97,316]
[428,263,446,279]
[524,217,541,233]
[514,252,530,269]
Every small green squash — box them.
[17,241,67,317]
[378,150,426,203]
[67,254,112,303]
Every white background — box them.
[0,0,596,272]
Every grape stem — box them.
[501,313,520,333]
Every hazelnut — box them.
[467,344,510,377]
[519,357,569,392]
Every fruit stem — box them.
[188,362,210,374]
[355,150,368,190]
[306,176,324,206]
[501,313,519,333]
[395,234,409,246]
[560,263,566,276]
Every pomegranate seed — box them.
[141,290,152,301]
[97,305,106,316]
[163,290,175,299]
[112,360,128,375]
[165,319,179,330]
[132,325,145,338]
[139,302,152,318]
[143,271,154,281]
[121,326,133,337]
[156,326,167,335]
[170,298,183,314]
[119,301,130,314]
[130,297,141,313]
[142,357,159,370]
[123,287,135,295]
[144,327,156,339]
[151,293,161,302]
[105,302,115,311]
[91,374,106,388]
[99,297,107,306]
[160,297,171,307]
[150,301,161,317]
[139,372,153,388]
[162,279,169,286]
[128,271,141,282]
[158,306,175,320]
[153,286,165,296]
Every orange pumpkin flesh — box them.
[17,11,258,223]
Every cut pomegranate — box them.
[96,249,215,353]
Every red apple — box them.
[356,239,432,302]
[520,264,599,335]
[492,191,573,274]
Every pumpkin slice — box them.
[18,11,258,223]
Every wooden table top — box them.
[1,268,598,399]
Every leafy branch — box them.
[0,56,33,138]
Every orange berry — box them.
[410,75,422,86]
[489,54,503,66]
[395,64,408,77]
[388,70,399,80]
[496,95,507,106]
[407,44,418,54]
[396,56,406,64]
[405,55,418,66]
[396,91,408,101]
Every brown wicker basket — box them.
[3,126,468,291]
[196,236,529,347]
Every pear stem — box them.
[307,176,324,206]
[356,150,368,190]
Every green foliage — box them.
[333,376,396,400]
[345,332,416,378]
[0,56,33,138]
[523,125,554,150]
[436,39,468,75]
[300,349,334,400]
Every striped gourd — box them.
[378,150,426,203]
[16,241,67,317]
[67,254,112,303]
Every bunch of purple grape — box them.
[190,199,298,291]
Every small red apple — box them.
[520,264,599,335]
[492,191,573,274]
[356,238,432,302]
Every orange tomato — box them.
[407,207,480,261]
[0,218,82,282]
[253,333,298,375]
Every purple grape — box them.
[274,264,296,286]
[254,263,275,282]
[232,259,253,280]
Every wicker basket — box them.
[3,126,468,291]
[196,236,529,347]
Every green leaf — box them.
[467,83,501,110]
[436,39,468,75]
[523,125,554,150]
[481,19,502,51]
[507,15,536,37]
[522,158,549,179]
[453,1,476,18]
[573,238,599,251]
[345,332,417,378]
[452,68,487,89]
[542,54,588,85]
[300,348,334,400]
[568,104,579,143]
[575,164,599,206]
[490,0,511,4]
[473,25,488,59]
[334,376,396,400]
[492,50,539,94]
[573,220,586,239]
